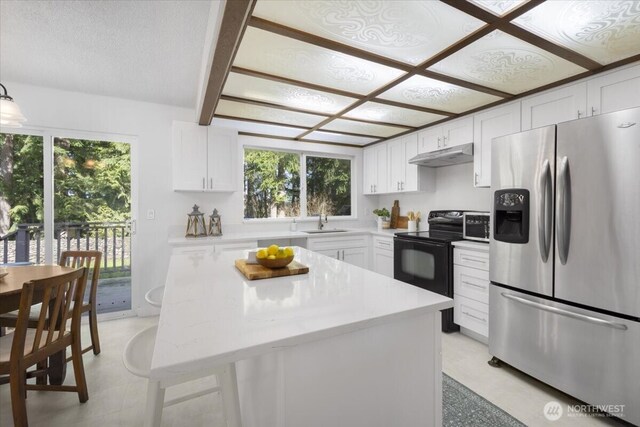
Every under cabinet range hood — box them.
[408,143,474,167]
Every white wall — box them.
[377,163,492,229]
[5,81,376,315]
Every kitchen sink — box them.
[303,229,348,234]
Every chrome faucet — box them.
[316,214,327,230]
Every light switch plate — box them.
[146,209,155,220]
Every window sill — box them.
[242,216,359,224]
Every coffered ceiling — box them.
[212,0,640,147]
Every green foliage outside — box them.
[244,149,300,218]
[0,134,131,235]
[306,156,351,216]
[243,148,351,219]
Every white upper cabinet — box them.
[172,121,238,192]
[388,133,421,192]
[587,64,640,116]
[363,143,388,195]
[521,82,587,131]
[473,102,521,188]
[172,121,208,191]
[418,116,473,153]
[207,127,238,192]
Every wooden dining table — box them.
[0,265,80,385]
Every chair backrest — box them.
[59,251,102,308]
[11,268,87,366]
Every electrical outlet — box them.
[146,209,155,220]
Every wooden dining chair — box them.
[0,251,103,356]
[59,251,103,355]
[0,268,89,427]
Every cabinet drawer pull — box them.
[461,256,486,265]
[462,311,487,323]
[377,241,391,247]
[462,280,486,290]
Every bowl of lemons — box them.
[256,245,295,269]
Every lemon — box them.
[284,247,294,257]
[276,248,287,259]
[256,249,267,259]
[267,244,279,256]
[267,255,276,260]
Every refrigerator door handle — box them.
[538,159,552,262]
[557,156,571,265]
[501,293,628,330]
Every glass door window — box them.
[0,132,46,265]
[53,137,132,314]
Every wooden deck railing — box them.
[1,221,131,271]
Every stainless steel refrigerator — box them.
[489,107,640,425]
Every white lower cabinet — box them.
[453,245,490,342]
[371,236,394,278]
[307,235,369,269]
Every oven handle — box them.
[394,238,446,248]
[501,293,628,330]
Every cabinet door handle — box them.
[461,256,486,265]
[336,250,339,259]
[437,137,441,148]
[591,106,597,115]
[373,185,376,193]
[202,177,205,190]
[462,280,486,290]
[474,173,479,186]
[443,136,447,146]
[577,110,582,118]
[397,181,400,191]
[210,178,213,189]
[462,311,487,323]
[401,182,404,190]
[342,250,345,260]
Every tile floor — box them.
[0,316,629,426]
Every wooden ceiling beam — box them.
[198,0,256,125]
[371,98,457,117]
[238,131,363,148]
[220,94,331,117]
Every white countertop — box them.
[168,227,401,245]
[151,246,452,381]
[452,240,490,251]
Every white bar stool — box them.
[123,325,241,427]
[144,286,165,308]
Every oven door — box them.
[393,237,450,296]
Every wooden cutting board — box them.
[235,259,309,280]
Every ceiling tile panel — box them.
[320,119,406,138]
[233,27,406,95]
[514,1,640,65]
[377,75,501,113]
[304,131,377,146]
[252,0,485,65]
[344,101,446,127]
[429,30,588,94]
[222,72,358,115]
[211,118,307,138]
[468,0,526,16]
[215,99,326,128]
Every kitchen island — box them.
[148,246,453,427]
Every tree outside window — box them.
[244,148,352,219]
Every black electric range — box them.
[394,211,465,332]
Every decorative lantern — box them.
[185,204,207,237]
[208,208,223,236]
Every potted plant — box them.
[373,208,390,230]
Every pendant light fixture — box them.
[0,83,27,128]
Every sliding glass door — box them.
[0,129,135,315]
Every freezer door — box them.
[490,126,555,296]
[555,107,640,318]
[489,285,640,426]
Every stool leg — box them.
[219,363,242,427]
[143,380,165,427]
